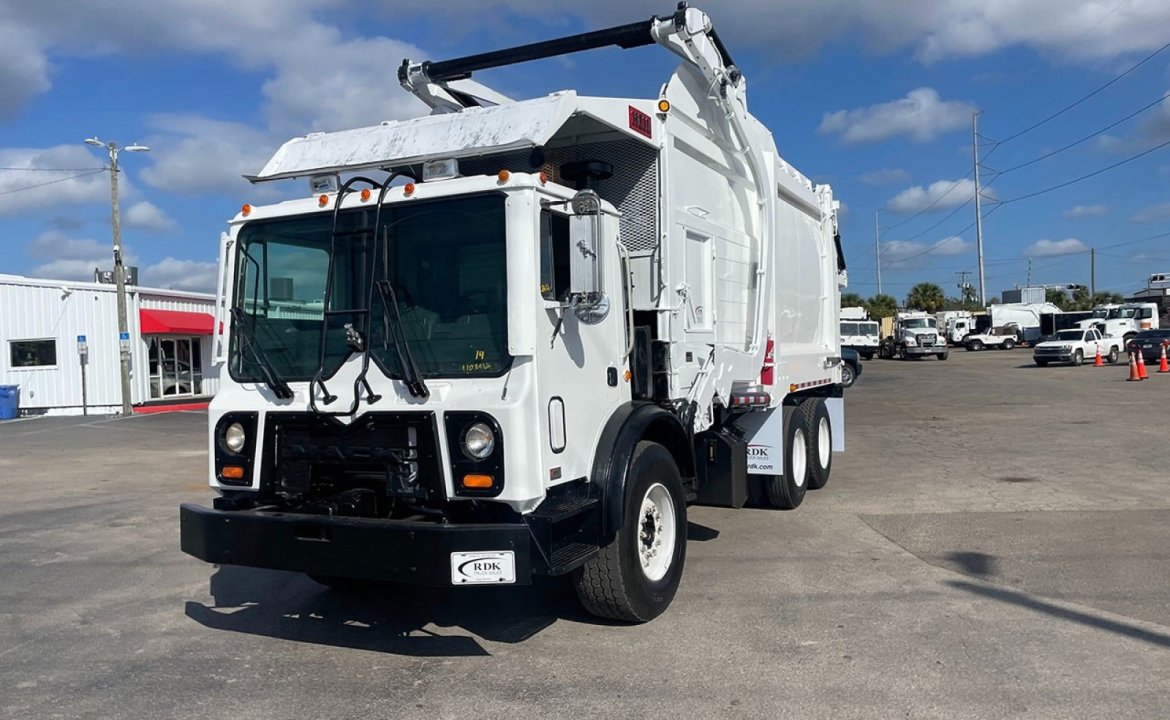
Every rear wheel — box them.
[802,399,832,490]
[841,363,856,388]
[968,340,984,351]
[764,406,808,510]
[1107,347,1119,363]
[574,442,687,623]
[1002,339,1015,350]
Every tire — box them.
[802,399,832,491]
[968,340,984,352]
[1002,339,1015,350]
[841,363,856,388]
[937,351,948,361]
[1072,349,1084,366]
[897,346,907,360]
[1035,359,1049,367]
[1107,347,1119,364]
[574,442,687,623]
[764,406,808,510]
[862,352,874,361]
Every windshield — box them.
[230,193,509,383]
[903,318,936,329]
[860,322,879,337]
[1055,330,1083,341]
[1107,307,1137,319]
[1091,308,1110,318]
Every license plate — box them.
[450,551,515,585]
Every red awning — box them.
[139,309,215,335]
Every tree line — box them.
[841,284,1125,318]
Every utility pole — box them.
[956,271,972,304]
[1090,248,1096,297]
[972,112,986,305]
[85,137,150,416]
[874,209,883,296]
[1027,257,1032,286]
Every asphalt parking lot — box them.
[2,350,1169,719]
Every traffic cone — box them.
[1127,351,1143,382]
[1137,348,1149,380]
[1159,343,1170,374]
[1093,345,1104,367]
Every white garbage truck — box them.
[180,5,846,623]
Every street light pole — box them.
[85,137,149,416]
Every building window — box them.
[9,339,57,368]
[148,337,205,399]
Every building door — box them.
[148,336,204,399]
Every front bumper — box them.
[903,345,946,355]
[180,503,534,586]
[1033,349,1073,362]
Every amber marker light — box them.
[497,170,511,183]
[658,99,671,112]
[404,182,416,196]
[462,474,494,489]
[318,194,329,207]
[241,204,252,217]
[221,466,245,480]
[539,171,549,185]
[360,188,371,201]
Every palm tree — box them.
[905,283,946,313]
[866,294,898,318]
[841,292,865,308]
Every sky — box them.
[2,0,1169,303]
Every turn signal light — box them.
[657,99,671,113]
[317,194,329,207]
[462,474,493,489]
[539,171,549,185]
[221,466,245,480]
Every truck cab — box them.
[878,312,948,360]
[840,318,879,360]
[1077,303,1160,341]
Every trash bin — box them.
[0,385,19,420]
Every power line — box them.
[997,137,1170,205]
[986,41,1170,154]
[0,169,106,196]
[993,94,1169,175]
[0,166,106,172]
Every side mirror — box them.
[568,190,603,303]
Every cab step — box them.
[548,542,599,576]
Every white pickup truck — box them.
[1032,327,1125,366]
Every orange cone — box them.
[1093,345,1104,367]
[1159,342,1170,374]
[1127,351,1143,382]
[1137,348,1149,380]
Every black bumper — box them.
[180,503,534,586]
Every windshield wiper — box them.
[230,306,294,400]
[375,280,430,399]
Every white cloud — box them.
[887,178,993,214]
[1063,204,1110,219]
[859,168,912,186]
[141,257,218,293]
[25,230,137,282]
[0,21,50,118]
[820,88,975,144]
[1026,238,1090,257]
[882,235,972,268]
[1131,202,1170,223]
[393,1,1170,66]
[123,201,175,231]
[0,146,111,215]
[140,115,276,195]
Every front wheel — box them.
[937,351,949,361]
[862,352,874,361]
[1072,349,1084,366]
[764,406,809,510]
[574,442,687,623]
[968,340,984,351]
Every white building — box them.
[0,275,220,416]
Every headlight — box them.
[462,422,495,460]
[1061,345,1072,352]
[224,422,246,453]
[904,338,916,346]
